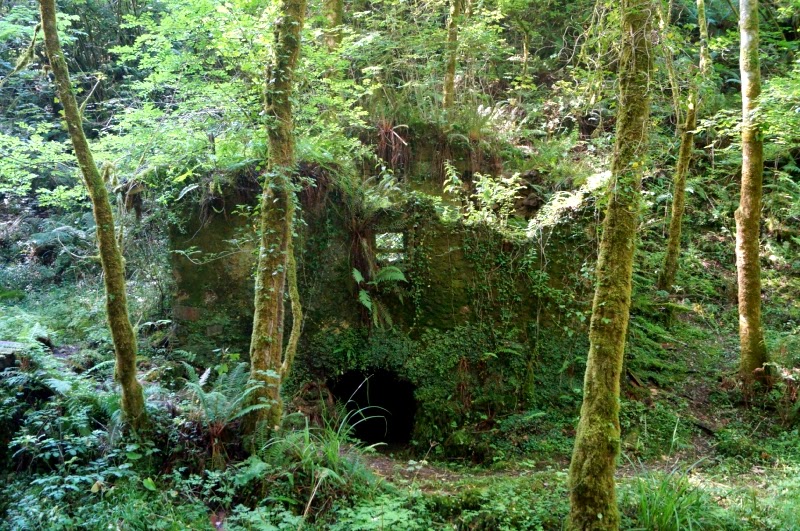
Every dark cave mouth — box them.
[329,370,417,446]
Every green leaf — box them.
[358,289,372,311]
[143,477,157,491]
[372,265,407,284]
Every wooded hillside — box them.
[1,0,800,528]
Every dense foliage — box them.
[2,0,800,528]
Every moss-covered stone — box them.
[171,175,596,453]
[170,190,258,360]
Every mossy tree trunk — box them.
[657,0,711,294]
[323,0,343,51]
[39,0,146,430]
[736,0,768,380]
[696,0,711,85]
[443,0,463,109]
[567,1,655,529]
[248,0,306,431]
[657,96,696,293]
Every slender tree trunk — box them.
[697,0,712,75]
[736,0,768,380]
[567,1,655,529]
[658,4,682,132]
[323,0,343,51]
[39,0,146,430]
[657,96,697,293]
[657,0,711,293]
[248,0,306,431]
[443,0,462,109]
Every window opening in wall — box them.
[375,232,405,263]
[375,232,406,264]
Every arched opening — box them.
[329,370,416,446]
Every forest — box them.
[1,0,799,528]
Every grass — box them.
[3,290,798,530]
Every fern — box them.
[372,265,407,284]
[358,289,373,312]
[183,362,268,426]
[352,268,365,284]
[182,362,269,469]
[44,377,75,395]
[443,160,463,197]
[352,266,407,329]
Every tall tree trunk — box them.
[736,0,768,380]
[657,95,697,293]
[443,0,462,109]
[697,0,712,76]
[323,0,343,51]
[567,1,655,529]
[248,0,306,431]
[39,0,146,430]
[657,0,711,293]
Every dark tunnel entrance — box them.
[329,370,416,446]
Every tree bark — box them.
[657,0,711,294]
[657,96,697,293]
[567,1,655,529]
[39,0,147,430]
[248,0,306,431]
[736,0,768,380]
[443,0,462,109]
[697,0,711,75]
[323,0,343,51]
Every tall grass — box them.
[622,458,734,531]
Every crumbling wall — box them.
[170,185,259,358]
[170,180,596,459]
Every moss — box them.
[736,0,769,380]
[170,159,598,452]
[657,0,710,296]
[407,223,474,329]
[295,322,585,460]
[40,0,146,430]
[567,0,656,528]
[247,0,308,431]
[0,290,25,301]
[170,196,257,359]
[658,95,697,294]
[322,0,343,50]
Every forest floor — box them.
[347,307,800,529]
[1,252,799,529]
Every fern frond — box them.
[44,377,74,395]
[181,361,200,384]
[85,360,115,375]
[376,300,393,328]
[198,367,212,387]
[372,265,407,284]
[358,289,372,312]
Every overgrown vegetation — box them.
[2,0,800,527]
